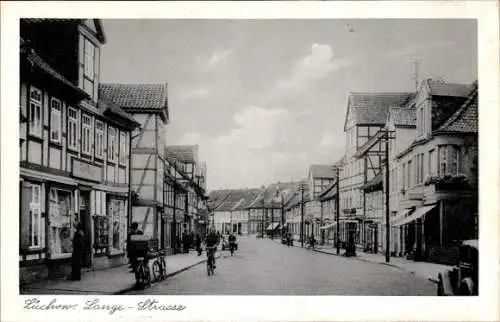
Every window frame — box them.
[29,86,43,137]
[119,131,127,165]
[439,146,448,176]
[81,114,93,155]
[50,97,62,143]
[108,127,116,162]
[67,107,79,151]
[95,120,105,159]
[451,146,460,175]
[29,184,43,249]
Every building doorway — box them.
[79,190,92,268]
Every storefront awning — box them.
[320,222,337,230]
[266,222,280,231]
[397,205,436,226]
[390,208,412,225]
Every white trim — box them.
[50,253,72,260]
[50,97,62,143]
[20,168,78,186]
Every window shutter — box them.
[78,34,84,90]
[20,182,32,252]
[93,46,100,101]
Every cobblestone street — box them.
[128,236,435,295]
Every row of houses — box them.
[210,78,478,266]
[19,19,210,285]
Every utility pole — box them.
[320,201,324,245]
[281,194,285,240]
[385,130,391,263]
[271,207,274,240]
[300,183,305,248]
[173,185,177,254]
[335,167,340,255]
[261,198,265,238]
[412,58,421,91]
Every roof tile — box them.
[350,92,415,125]
[437,83,478,133]
[99,83,168,112]
[165,145,198,164]
[309,164,336,179]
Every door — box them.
[79,191,92,268]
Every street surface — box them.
[128,236,435,295]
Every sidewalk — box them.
[271,239,451,284]
[20,250,220,295]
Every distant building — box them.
[307,164,336,238]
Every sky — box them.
[99,19,477,190]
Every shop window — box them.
[29,184,43,248]
[29,87,42,137]
[68,107,79,150]
[95,120,104,158]
[94,216,108,248]
[50,98,62,143]
[48,188,73,257]
[109,199,126,252]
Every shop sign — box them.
[72,159,102,182]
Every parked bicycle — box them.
[135,255,151,287]
[151,250,167,282]
[206,246,216,276]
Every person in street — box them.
[287,232,293,247]
[195,233,202,256]
[228,232,237,252]
[70,223,85,280]
[309,234,316,250]
[205,229,219,268]
[127,222,143,273]
[182,232,190,253]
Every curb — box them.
[115,253,222,295]
[272,239,439,284]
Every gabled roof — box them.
[21,19,106,44]
[98,99,141,129]
[318,180,338,201]
[390,107,416,127]
[165,145,198,164]
[210,188,260,211]
[437,82,478,134]
[21,39,89,99]
[427,79,472,98]
[344,92,415,130]
[309,164,336,179]
[99,83,169,121]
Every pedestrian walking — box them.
[195,234,202,256]
[70,223,85,280]
[182,232,190,253]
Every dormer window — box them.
[79,35,100,101]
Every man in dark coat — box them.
[127,222,143,272]
[182,232,190,253]
[71,223,85,280]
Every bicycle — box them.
[134,256,151,287]
[152,250,167,282]
[206,246,216,276]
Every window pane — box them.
[83,78,93,97]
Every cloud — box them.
[215,106,288,149]
[179,87,211,101]
[201,48,234,71]
[278,44,353,90]
[387,40,455,58]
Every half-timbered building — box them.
[340,92,414,248]
[19,19,140,284]
[99,83,168,247]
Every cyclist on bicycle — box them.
[228,232,237,252]
[205,229,219,268]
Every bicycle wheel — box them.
[207,260,212,276]
[159,257,167,280]
[152,260,161,282]
[135,264,146,286]
[143,263,151,286]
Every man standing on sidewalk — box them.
[70,223,85,281]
